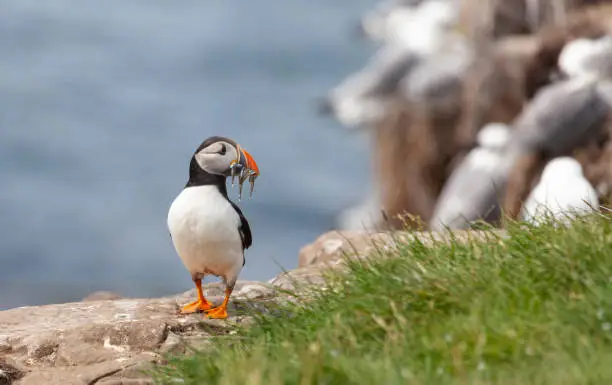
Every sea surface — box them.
[0,0,377,310]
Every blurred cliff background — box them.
[3,0,612,310]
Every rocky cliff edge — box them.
[0,229,504,385]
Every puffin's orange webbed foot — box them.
[180,299,213,314]
[204,287,233,319]
[204,305,229,319]
[180,278,212,314]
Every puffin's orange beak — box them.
[240,148,259,176]
[231,144,260,200]
[230,144,259,176]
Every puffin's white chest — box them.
[167,185,243,277]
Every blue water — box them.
[0,1,377,310]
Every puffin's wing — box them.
[230,201,252,251]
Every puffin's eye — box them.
[219,143,227,155]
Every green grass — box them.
[154,214,612,385]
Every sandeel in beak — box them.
[230,144,260,201]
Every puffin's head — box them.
[192,136,260,198]
[193,136,258,176]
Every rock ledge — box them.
[1,229,503,384]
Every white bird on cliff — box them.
[520,157,599,226]
[499,35,612,220]
[430,123,513,231]
[558,35,612,80]
[317,44,419,128]
[399,33,472,105]
[318,0,463,129]
[318,11,467,128]
[505,70,611,159]
[358,0,458,46]
[524,34,612,125]
[167,136,260,319]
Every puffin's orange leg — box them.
[180,279,213,314]
[204,287,233,319]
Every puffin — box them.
[167,136,260,319]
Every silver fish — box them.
[248,174,257,199]
[230,164,238,187]
[237,168,251,201]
